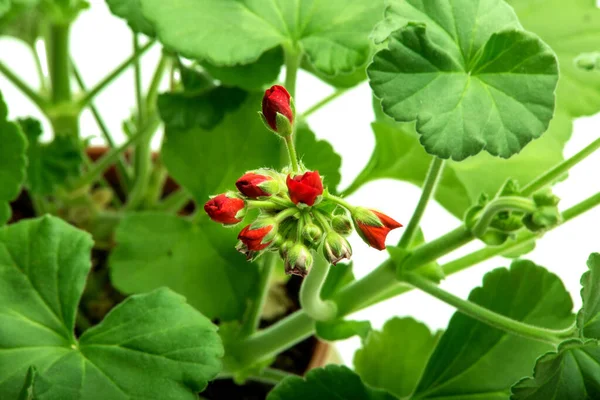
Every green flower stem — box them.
[284,44,302,98]
[133,35,145,127]
[76,39,155,109]
[31,46,47,93]
[0,61,49,111]
[47,23,72,104]
[270,196,296,208]
[471,197,538,238]
[247,200,283,210]
[274,208,299,223]
[300,254,338,322]
[240,254,277,337]
[72,62,132,191]
[398,157,445,248]
[234,191,600,367]
[324,193,357,213]
[154,188,193,213]
[284,135,300,173]
[521,135,600,196]
[70,126,151,191]
[402,272,573,344]
[146,52,169,113]
[303,88,349,118]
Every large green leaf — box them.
[267,365,397,400]
[369,1,558,161]
[345,106,570,219]
[110,212,259,321]
[0,91,27,225]
[413,260,574,399]
[0,216,223,399]
[140,0,383,76]
[577,253,600,339]
[0,0,42,46]
[507,0,600,119]
[511,339,600,400]
[105,0,156,36]
[19,118,83,196]
[354,317,440,399]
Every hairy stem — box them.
[300,255,337,321]
[241,254,277,337]
[284,135,300,173]
[303,88,348,117]
[47,23,72,104]
[284,45,302,98]
[398,157,445,248]
[471,197,537,238]
[402,272,573,344]
[0,61,49,111]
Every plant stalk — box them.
[241,254,277,337]
[299,255,338,321]
[0,61,49,111]
[471,197,537,238]
[47,23,72,104]
[303,88,348,118]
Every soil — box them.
[9,148,323,399]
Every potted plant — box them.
[2,0,600,399]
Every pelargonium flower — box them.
[353,208,402,250]
[286,171,323,206]
[203,194,245,225]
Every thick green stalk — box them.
[402,226,474,272]
[398,157,445,248]
[300,255,337,321]
[303,88,348,117]
[284,135,300,173]
[284,45,302,98]
[0,61,49,111]
[47,23,72,104]
[471,197,537,238]
[240,254,277,337]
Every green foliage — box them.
[0,92,26,225]
[0,216,223,399]
[315,319,371,341]
[369,0,558,161]
[578,253,600,339]
[109,212,259,321]
[139,0,383,77]
[105,0,155,36]
[0,0,42,46]
[354,317,441,399]
[267,365,397,400]
[19,118,83,195]
[412,260,574,399]
[511,339,600,400]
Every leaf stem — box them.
[47,23,72,104]
[284,135,300,172]
[76,39,155,108]
[303,88,348,118]
[521,135,600,196]
[299,254,337,321]
[241,254,277,337]
[402,272,570,344]
[470,196,537,238]
[398,157,445,248]
[154,188,193,213]
[323,193,357,213]
[0,61,49,111]
[284,45,302,98]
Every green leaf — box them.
[267,365,397,400]
[413,260,574,399]
[346,107,571,219]
[301,56,369,89]
[511,339,600,400]
[315,319,371,341]
[140,0,383,76]
[296,122,342,194]
[17,366,35,400]
[0,92,27,225]
[369,0,559,161]
[577,253,600,339]
[0,216,223,399]
[507,0,600,119]
[19,118,83,196]
[109,212,259,321]
[0,0,42,46]
[354,317,440,399]
[106,0,155,36]
[202,47,283,91]
[162,92,281,205]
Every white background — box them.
[1,2,600,367]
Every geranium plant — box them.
[1,0,600,399]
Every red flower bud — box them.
[262,85,294,136]
[354,209,402,250]
[204,194,245,225]
[238,224,273,252]
[286,171,323,206]
[236,172,273,198]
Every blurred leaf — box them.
[0,216,223,399]
[577,253,600,339]
[140,0,383,76]
[109,212,259,321]
[301,57,368,89]
[19,118,83,195]
[412,260,574,399]
[105,0,155,36]
[0,0,42,46]
[511,339,600,400]
[267,365,396,400]
[17,366,35,400]
[321,262,354,299]
[316,319,371,341]
[354,317,441,399]
[0,91,27,225]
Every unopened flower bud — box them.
[204,193,246,225]
[323,232,352,265]
[279,240,295,259]
[286,171,323,206]
[303,223,322,244]
[260,85,294,137]
[285,244,313,277]
[236,170,282,198]
[353,207,402,251]
[249,217,278,243]
[238,223,274,253]
[331,214,353,236]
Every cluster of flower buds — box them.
[204,85,402,277]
